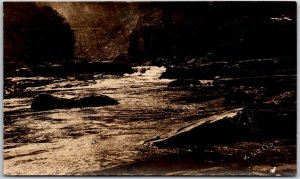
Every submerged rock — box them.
[31,93,119,111]
[168,79,202,87]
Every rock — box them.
[133,66,151,74]
[168,79,202,87]
[224,86,266,105]
[225,87,253,105]
[243,107,296,139]
[4,78,52,98]
[31,94,69,111]
[148,105,296,148]
[238,58,279,70]
[213,75,296,91]
[197,58,295,79]
[112,53,129,63]
[160,62,227,80]
[14,68,33,77]
[219,64,242,77]
[212,76,222,87]
[218,58,281,78]
[31,93,119,111]
[150,108,245,148]
[263,91,295,107]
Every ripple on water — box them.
[3,66,296,175]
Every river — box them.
[3,66,296,176]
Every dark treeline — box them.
[128,2,296,64]
[3,2,296,75]
[4,2,75,69]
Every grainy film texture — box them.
[3,2,296,176]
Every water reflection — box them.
[3,66,296,175]
[4,66,198,175]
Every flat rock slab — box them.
[149,108,244,148]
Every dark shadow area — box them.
[88,139,296,176]
[4,2,76,75]
[128,2,296,65]
[3,2,297,176]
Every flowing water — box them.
[3,66,198,175]
[3,66,296,176]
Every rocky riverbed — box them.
[3,62,296,176]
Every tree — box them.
[4,2,76,66]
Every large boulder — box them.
[149,108,245,148]
[148,105,296,148]
[31,93,119,111]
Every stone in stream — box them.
[148,93,296,148]
[160,61,228,80]
[149,108,246,148]
[168,79,202,87]
[31,93,119,111]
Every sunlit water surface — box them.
[4,66,200,175]
[4,66,296,176]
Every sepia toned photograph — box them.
[3,1,296,176]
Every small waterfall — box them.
[132,66,151,74]
[127,66,167,80]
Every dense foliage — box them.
[4,2,75,66]
[128,2,296,63]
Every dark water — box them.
[3,66,296,176]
